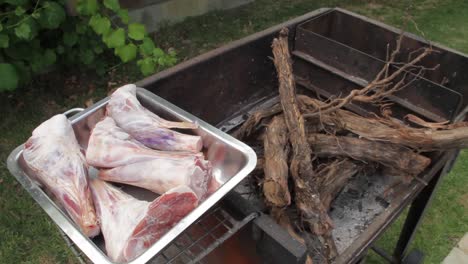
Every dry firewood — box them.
[231,104,282,139]
[404,114,449,129]
[299,96,468,151]
[272,28,336,258]
[263,115,291,207]
[405,113,468,130]
[314,159,360,210]
[307,134,431,176]
[303,33,435,118]
[325,110,468,151]
[230,94,329,139]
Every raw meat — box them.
[86,117,199,168]
[23,114,100,237]
[90,179,198,262]
[107,84,202,152]
[99,155,213,199]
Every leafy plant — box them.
[0,0,176,92]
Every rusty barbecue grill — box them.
[10,8,468,264]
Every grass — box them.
[1,0,467,263]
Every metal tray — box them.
[6,87,257,264]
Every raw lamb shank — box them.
[86,117,199,168]
[99,155,213,199]
[107,84,202,152]
[23,114,100,237]
[87,117,213,198]
[90,179,198,262]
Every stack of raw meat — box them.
[23,84,217,262]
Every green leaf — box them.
[44,49,56,66]
[0,24,3,32]
[0,34,9,48]
[139,37,155,57]
[37,2,66,29]
[30,51,45,73]
[15,23,31,39]
[128,23,146,40]
[117,9,129,24]
[15,18,38,40]
[0,63,19,91]
[15,6,26,16]
[32,12,41,19]
[80,49,95,65]
[56,45,65,54]
[168,48,177,57]
[152,48,164,58]
[115,43,137,62]
[76,0,98,15]
[89,14,111,35]
[12,60,31,84]
[137,57,155,76]
[168,56,177,65]
[103,28,125,48]
[63,32,78,47]
[93,45,103,54]
[76,23,87,34]
[157,56,166,66]
[103,0,120,11]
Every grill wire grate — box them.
[60,206,257,264]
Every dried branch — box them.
[308,134,431,175]
[303,99,468,151]
[231,104,282,139]
[303,32,433,118]
[405,114,449,129]
[272,28,336,258]
[263,115,291,207]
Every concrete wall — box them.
[125,0,254,32]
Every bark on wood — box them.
[314,159,360,210]
[301,96,468,151]
[231,104,282,139]
[272,28,336,258]
[308,134,431,175]
[263,115,291,207]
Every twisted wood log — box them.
[263,115,291,207]
[272,28,336,259]
[297,95,468,151]
[232,104,282,139]
[308,134,431,175]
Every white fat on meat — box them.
[107,84,202,152]
[90,179,198,262]
[86,117,199,168]
[23,114,100,237]
[99,155,212,199]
